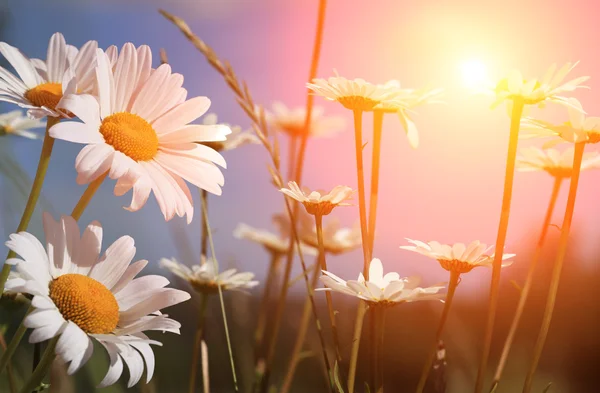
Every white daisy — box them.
[319,258,444,307]
[400,239,515,274]
[0,110,43,139]
[200,113,259,152]
[280,181,354,216]
[233,222,317,256]
[517,146,600,178]
[49,45,231,223]
[4,213,190,387]
[160,257,259,294]
[0,32,98,119]
[266,101,346,138]
[491,62,589,108]
[307,71,409,111]
[295,209,361,255]
[521,98,600,146]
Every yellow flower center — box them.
[438,259,475,274]
[587,132,600,144]
[337,96,380,111]
[24,82,63,110]
[49,274,119,334]
[190,279,221,295]
[303,201,336,216]
[99,112,159,161]
[546,167,573,178]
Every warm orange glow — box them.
[460,59,489,90]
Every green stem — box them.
[347,301,368,393]
[200,196,238,391]
[490,177,563,391]
[474,97,524,393]
[253,252,282,354]
[0,309,29,375]
[522,142,585,393]
[18,336,58,393]
[416,271,460,393]
[352,109,371,278]
[0,117,58,296]
[280,255,323,393]
[368,111,384,257]
[189,294,210,393]
[375,307,386,393]
[70,172,108,221]
[200,189,209,261]
[0,325,18,393]
[316,214,343,369]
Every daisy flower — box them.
[319,258,444,307]
[307,71,409,112]
[200,113,259,152]
[233,222,317,256]
[517,146,600,178]
[4,213,190,387]
[491,62,589,109]
[50,45,231,223]
[0,110,43,139]
[266,101,346,138]
[0,32,98,119]
[521,98,600,146]
[373,85,443,149]
[160,257,258,295]
[400,239,515,274]
[280,181,354,216]
[295,209,361,255]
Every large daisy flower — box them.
[319,258,444,307]
[516,146,600,178]
[0,110,43,139]
[491,62,589,109]
[0,32,98,119]
[4,213,190,387]
[400,239,515,274]
[49,45,231,223]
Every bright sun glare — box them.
[461,59,489,90]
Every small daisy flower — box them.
[50,45,231,223]
[521,98,600,146]
[0,32,98,119]
[266,101,346,138]
[280,181,354,216]
[319,258,444,307]
[160,257,258,295]
[491,62,589,108]
[296,209,361,255]
[517,146,600,178]
[4,213,190,388]
[200,113,259,152]
[233,222,317,256]
[307,71,409,112]
[400,239,515,274]
[0,110,43,139]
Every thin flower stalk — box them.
[159,9,331,391]
[18,336,59,393]
[0,171,107,373]
[201,197,239,391]
[200,189,209,262]
[0,329,17,393]
[347,301,368,393]
[280,256,323,393]
[0,117,58,296]
[253,252,282,353]
[522,142,585,393]
[353,109,371,276]
[368,111,384,257]
[287,135,298,182]
[491,177,563,390]
[375,307,387,393]
[475,98,525,393]
[416,271,460,393]
[316,214,343,370]
[189,294,210,393]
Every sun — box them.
[460,59,489,90]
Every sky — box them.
[1,0,599,298]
